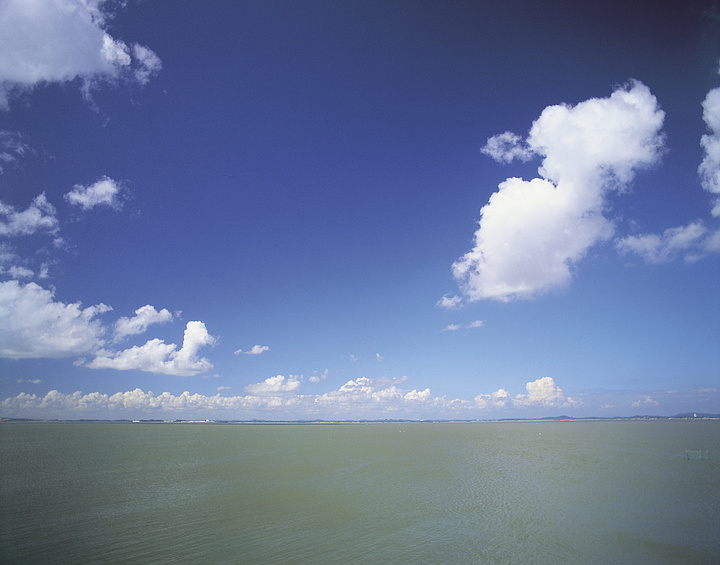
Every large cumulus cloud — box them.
[453,81,665,302]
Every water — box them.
[1,421,719,564]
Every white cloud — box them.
[452,81,665,302]
[6,380,718,420]
[699,62,720,216]
[404,388,431,401]
[88,321,216,376]
[16,378,42,384]
[234,345,269,355]
[7,265,34,279]
[632,396,659,408]
[0,375,596,419]
[443,320,484,331]
[0,130,31,173]
[436,294,463,309]
[0,280,110,359]
[308,368,328,383]
[474,388,511,409]
[244,375,302,395]
[64,176,124,211]
[613,66,720,265]
[314,376,417,410]
[482,131,534,163]
[0,193,58,237]
[376,353,384,362]
[513,376,582,408]
[0,0,161,110]
[132,44,162,86]
[616,221,720,263]
[217,385,231,392]
[113,304,173,342]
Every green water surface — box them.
[2,421,719,564]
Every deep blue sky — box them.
[1,0,718,419]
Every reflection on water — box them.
[2,421,719,564]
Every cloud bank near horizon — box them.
[3,376,716,421]
[0,376,577,419]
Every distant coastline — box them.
[2,413,719,424]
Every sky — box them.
[0,0,719,421]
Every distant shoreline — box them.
[2,413,719,425]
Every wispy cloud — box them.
[436,294,463,310]
[481,131,534,163]
[234,345,269,355]
[616,221,720,263]
[442,320,484,331]
[0,130,31,173]
[452,81,665,303]
[632,395,659,408]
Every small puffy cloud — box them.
[88,321,216,376]
[64,176,124,211]
[234,345,269,355]
[616,221,719,263]
[113,304,173,342]
[0,280,110,359]
[404,388,431,401]
[0,0,161,110]
[452,81,665,302]
[376,353,383,362]
[482,131,534,164]
[699,62,720,216]
[244,375,302,395]
[0,193,58,237]
[308,369,328,384]
[513,376,582,408]
[443,323,462,332]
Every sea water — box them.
[1,421,718,564]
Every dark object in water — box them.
[685,449,710,460]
